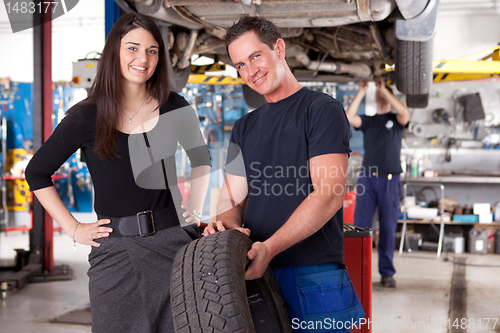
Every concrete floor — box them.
[1,231,500,333]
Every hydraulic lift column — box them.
[32,4,54,272]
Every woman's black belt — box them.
[98,207,180,237]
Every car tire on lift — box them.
[406,93,429,108]
[158,25,191,93]
[171,229,293,333]
[167,52,191,93]
[395,38,433,108]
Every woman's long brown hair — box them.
[68,13,170,159]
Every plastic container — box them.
[468,228,488,254]
[494,202,500,222]
[410,158,418,178]
[495,230,500,254]
[343,191,356,224]
[395,232,422,251]
[444,234,465,254]
[452,214,479,223]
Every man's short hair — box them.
[224,15,281,51]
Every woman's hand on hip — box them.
[73,219,113,247]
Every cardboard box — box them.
[438,197,458,213]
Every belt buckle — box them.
[388,174,392,180]
[137,210,156,236]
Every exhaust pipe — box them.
[288,44,372,79]
[177,30,199,69]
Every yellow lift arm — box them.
[432,45,500,82]
[188,63,246,85]
[188,74,245,85]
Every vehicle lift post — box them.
[0,8,72,299]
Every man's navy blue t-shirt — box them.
[225,87,351,268]
[356,113,406,175]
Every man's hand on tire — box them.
[203,220,251,237]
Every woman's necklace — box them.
[124,96,147,123]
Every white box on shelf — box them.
[407,207,438,220]
[473,203,491,215]
[478,213,493,223]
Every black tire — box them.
[160,26,191,93]
[243,85,267,109]
[395,38,433,107]
[406,93,429,108]
[167,51,191,93]
[246,269,293,333]
[171,230,293,333]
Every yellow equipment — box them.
[432,45,500,83]
[188,74,245,85]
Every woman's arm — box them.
[181,165,211,224]
[33,186,112,247]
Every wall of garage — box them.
[0,0,105,82]
[400,1,500,207]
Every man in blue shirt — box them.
[204,15,364,332]
[345,77,409,288]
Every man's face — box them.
[375,89,390,109]
[228,31,285,99]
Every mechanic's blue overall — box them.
[354,173,402,277]
[353,112,405,277]
[274,263,364,333]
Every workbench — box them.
[399,174,500,257]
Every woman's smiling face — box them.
[119,27,159,87]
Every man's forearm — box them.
[385,91,409,125]
[345,90,365,128]
[346,91,363,121]
[216,199,245,228]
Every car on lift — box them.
[113,0,439,108]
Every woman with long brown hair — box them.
[25,13,211,332]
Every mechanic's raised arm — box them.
[345,80,367,128]
[375,76,409,126]
[203,173,250,236]
[244,153,348,280]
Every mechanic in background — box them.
[345,77,409,288]
[204,15,364,332]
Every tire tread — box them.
[395,39,433,104]
[171,230,255,333]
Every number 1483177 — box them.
[5,1,59,14]
[447,318,498,330]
